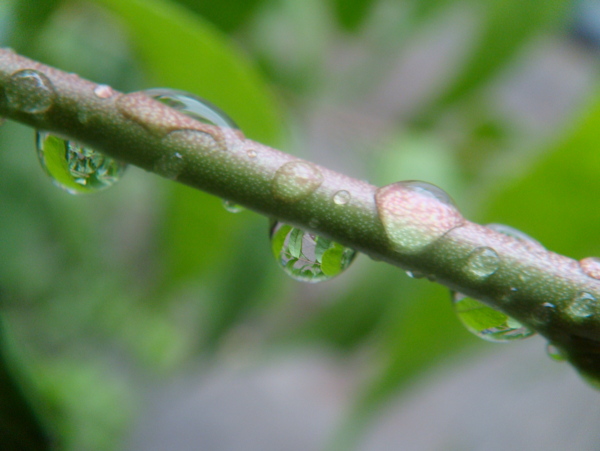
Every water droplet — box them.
[487,223,544,250]
[406,270,426,279]
[463,246,500,281]
[247,149,257,158]
[333,190,351,205]
[566,292,597,319]
[5,69,56,114]
[36,131,126,194]
[272,161,323,202]
[270,222,357,283]
[93,84,116,99]
[580,257,600,280]
[144,88,237,129]
[546,343,566,362]
[154,151,184,180]
[223,200,244,213]
[376,181,463,254]
[452,292,535,342]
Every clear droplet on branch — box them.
[451,291,535,342]
[36,131,126,194]
[333,190,351,205]
[5,69,56,114]
[270,222,357,283]
[376,181,463,254]
[546,343,566,362]
[272,161,324,202]
[463,246,500,281]
[144,88,238,129]
[566,292,597,319]
[580,257,600,280]
[223,200,244,213]
[487,223,544,250]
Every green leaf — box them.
[314,235,332,263]
[288,228,304,259]
[320,244,345,277]
[271,224,293,259]
[426,0,571,114]
[483,91,600,259]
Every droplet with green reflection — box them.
[452,292,535,342]
[36,131,126,194]
[270,222,357,283]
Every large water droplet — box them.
[376,181,463,254]
[272,161,324,202]
[5,69,56,114]
[566,292,597,319]
[580,257,600,280]
[463,246,500,281]
[487,223,544,250]
[452,292,535,342]
[270,222,357,283]
[144,88,238,129]
[36,131,126,194]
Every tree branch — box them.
[2,48,600,383]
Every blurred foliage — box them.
[0,0,599,449]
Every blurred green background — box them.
[1,0,600,449]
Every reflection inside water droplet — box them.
[270,222,357,283]
[451,291,535,342]
[6,69,56,114]
[36,131,126,194]
[247,149,257,158]
[154,151,184,180]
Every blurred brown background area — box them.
[1,0,600,450]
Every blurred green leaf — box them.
[331,0,376,32]
[93,0,283,146]
[425,0,572,115]
[173,0,266,33]
[483,90,600,259]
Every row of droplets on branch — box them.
[1,56,600,386]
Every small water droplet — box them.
[487,223,544,249]
[270,222,357,283]
[36,131,126,194]
[145,88,238,129]
[333,190,351,205]
[546,343,566,362]
[464,246,500,281]
[93,84,116,99]
[376,180,463,254]
[452,291,535,342]
[272,161,323,202]
[580,257,600,280]
[5,69,56,114]
[223,200,244,213]
[566,292,597,319]
[406,270,426,279]
[247,149,257,158]
[154,151,184,180]
[533,302,556,324]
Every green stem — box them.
[1,48,600,381]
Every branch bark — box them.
[1,48,600,382]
